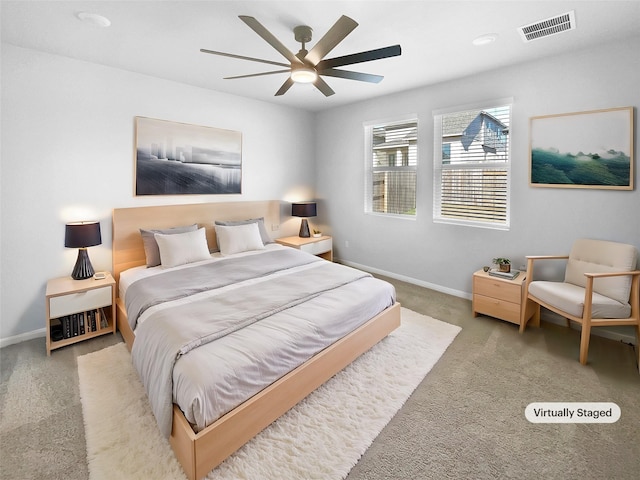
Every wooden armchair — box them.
[520,239,640,370]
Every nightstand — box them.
[472,269,538,328]
[276,235,333,261]
[45,273,116,355]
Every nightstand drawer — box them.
[474,294,521,324]
[49,286,112,318]
[299,238,332,256]
[473,277,521,303]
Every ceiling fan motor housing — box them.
[294,25,313,44]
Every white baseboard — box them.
[338,259,472,300]
[0,328,45,349]
[337,258,637,346]
[2,262,636,349]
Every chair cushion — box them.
[529,281,631,319]
[565,239,637,304]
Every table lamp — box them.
[291,202,317,238]
[65,221,102,280]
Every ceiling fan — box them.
[200,15,401,97]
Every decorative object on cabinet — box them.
[134,116,242,196]
[276,235,333,261]
[530,106,633,190]
[291,201,317,238]
[45,273,116,355]
[492,257,511,273]
[65,221,102,280]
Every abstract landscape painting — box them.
[529,107,633,190]
[135,117,242,195]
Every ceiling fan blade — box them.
[317,45,401,70]
[200,48,289,68]
[318,68,383,83]
[224,70,290,80]
[275,78,295,96]
[305,15,359,66]
[239,15,303,66]
[313,76,335,97]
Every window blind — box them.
[434,104,511,228]
[365,119,418,216]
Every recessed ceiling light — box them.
[76,12,111,28]
[472,33,498,46]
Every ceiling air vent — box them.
[518,10,576,42]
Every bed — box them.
[112,200,401,480]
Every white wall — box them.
[315,37,640,298]
[1,45,315,342]
[3,36,640,345]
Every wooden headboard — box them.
[112,200,281,286]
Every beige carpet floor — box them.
[2,274,639,480]
[77,308,460,480]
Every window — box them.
[433,100,512,229]
[365,118,418,217]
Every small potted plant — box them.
[492,257,511,273]
[312,229,322,238]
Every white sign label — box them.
[525,402,620,423]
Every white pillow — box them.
[215,223,265,255]
[154,228,211,268]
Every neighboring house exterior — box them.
[438,109,510,224]
[442,110,508,163]
[371,122,417,215]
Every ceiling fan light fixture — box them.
[472,33,498,46]
[290,66,317,84]
[76,12,111,28]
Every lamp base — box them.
[71,248,95,280]
[298,219,311,238]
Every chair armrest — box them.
[525,255,569,260]
[581,271,640,320]
[523,255,570,293]
[584,270,640,279]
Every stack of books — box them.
[488,269,520,280]
[51,307,108,340]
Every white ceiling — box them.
[3,1,639,112]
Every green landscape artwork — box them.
[530,107,633,190]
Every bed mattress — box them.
[121,245,396,434]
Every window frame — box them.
[364,115,419,219]
[433,98,513,230]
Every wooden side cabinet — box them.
[275,235,333,261]
[472,269,538,328]
[45,273,116,355]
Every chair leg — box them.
[635,323,640,373]
[579,323,591,365]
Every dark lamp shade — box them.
[291,202,317,218]
[65,222,102,248]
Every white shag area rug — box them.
[78,307,461,480]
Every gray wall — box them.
[315,37,640,300]
[1,45,315,342]
[2,35,639,345]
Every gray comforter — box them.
[129,249,372,437]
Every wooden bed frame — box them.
[112,200,401,480]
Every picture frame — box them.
[529,107,634,190]
[134,116,242,195]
